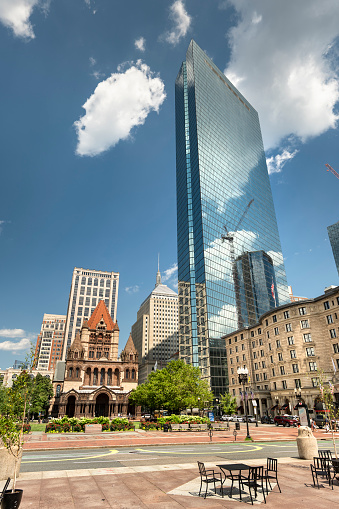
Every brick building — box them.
[35,313,66,371]
[222,286,339,418]
[50,300,139,418]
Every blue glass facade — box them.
[175,41,289,396]
[328,221,339,276]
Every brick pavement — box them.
[23,425,338,451]
[3,457,339,508]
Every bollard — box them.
[233,429,237,441]
[208,427,213,442]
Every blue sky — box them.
[0,0,338,369]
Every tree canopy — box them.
[219,392,238,415]
[129,360,213,413]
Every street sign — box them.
[299,407,308,427]
[208,411,215,422]
[252,400,257,407]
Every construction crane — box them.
[221,199,254,256]
[326,163,339,180]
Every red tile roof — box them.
[87,300,115,330]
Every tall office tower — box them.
[234,250,278,328]
[35,314,66,371]
[328,221,339,276]
[62,267,119,359]
[131,268,178,384]
[175,40,289,396]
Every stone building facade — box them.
[222,286,339,418]
[50,300,140,418]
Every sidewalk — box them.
[23,426,337,451]
[4,456,339,508]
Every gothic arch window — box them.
[76,367,79,378]
[126,369,130,379]
[130,354,133,361]
[93,368,98,385]
[56,384,61,397]
[114,368,120,385]
[74,351,78,359]
[131,369,136,380]
[107,369,112,385]
[100,368,105,385]
[69,367,73,378]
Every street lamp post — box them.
[215,398,219,420]
[294,387,311,427]
[198,397,201,417]
[237,367,251,440]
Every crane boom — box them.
[326,163,339,180]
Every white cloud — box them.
[89,57,96,66]
[162,263,178,282]
[0,338,31,352]
[163,0,191,46]
[74,60,166,156]
[0,328,26,337]
[92,70,104,80]
[266,149,299,175]
[135,37,146,52]
[125,285,140,294]
[0,0,49,40]
[225,0,339,151]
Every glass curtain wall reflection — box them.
[175,40,289,396]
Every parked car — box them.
[243,415,256,423]
[314,414,328,428]
[261,415,274,424]
[220,415,233,421]
[232,415,243,422]
[273,415,298,427]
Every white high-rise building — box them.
[132,268,178,384]
[62,267,119,359]
[35,314,66,371]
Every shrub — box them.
[22,423,31,433]
[157,414,210,425]
[102,422,109,431]
[140,422,161,431]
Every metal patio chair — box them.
[241,466,266,504]
[264,457,281,493]
[197,461,223,498]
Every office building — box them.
[175,40,289,395]
[62,267,119,359]
[35,313,66,371]
[131,268,178,384]
[328,221,339,276]
[223,285,339,418]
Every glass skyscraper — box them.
[175,40,289,396]
[328,221,339,276]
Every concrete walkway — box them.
[4,457,339,508]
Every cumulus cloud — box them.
[0,338,31,352]
[74,60,166,156]
[163,0,191,46]
[125,285,140,294]
[135,37,146,52]
[0,328,26,337]
[0,0,49,40]
[224,0,339,151]
[162,263,178,282]
[266,149,299,174]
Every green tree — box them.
[129,360,213,413]
[318,374,339,459]
[219,392,237,415]
[0,385,10,415]
[30,373,54,416]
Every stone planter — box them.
[296,426,318,459]
[0,446,22,481]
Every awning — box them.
[271,404,279,410]
[281,403,289,410]
[237,405,243,411]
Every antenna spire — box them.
[156,253,161,286]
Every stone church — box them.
[50,300,140,418]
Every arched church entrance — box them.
[95,393,109,417]
[66,395,76,417]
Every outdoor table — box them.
[332,459,339,479]
[217,463,251,498]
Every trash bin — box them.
[163,423,169,432]
[235,422,240,430]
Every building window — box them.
[259,339,263,346]
[295,379,301,388]
[273,382,277,390]
[303,333,312,342]
[254,362,258,370]
[252,341,256,348]
[306,347,315,357]
[256,374,260,381]
[327,315,334,324]
[273,315,277,323]
[288,336,294,345]
[286,323,292,332]
[290,350,296,359]
[333,343,339,354]
[267,331,270,339]
[309,362,317,371]
[282,380,287,389]
[262,361,266,368]
[283,310,290,319]
[299,307,306,315]
[269,343,272,351]
[292,363,299,373]
[265,320,268,326]
[330,329,337,338]
[258,328,261,334]
[242,343,245,350]
[311,377,319,387]
[280,365,285,375]
[274,327,279,335]
[301,319,310,329]
[253,352,257,359]
[272,368,275,376]
[251,331,254,337]
[270,355,273,363]
[261,350,264,357]
[278,353,283,361]
[243,354,246,361]
[263,372,267,380]
[89,350,94,358]
[324,301,330,310]
[276,339,281,348]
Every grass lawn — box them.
[29,423,46,432]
